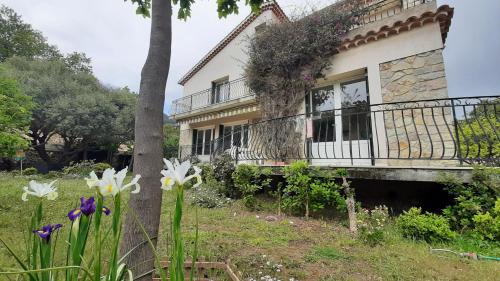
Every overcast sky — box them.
[2,0,499,114]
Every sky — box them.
[2,0,500,114]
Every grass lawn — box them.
[0,173,499,280]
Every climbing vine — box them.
[246,0,366,119]
[245,0,366,161]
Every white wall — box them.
[182,10,280,95]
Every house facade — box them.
[171,0,464,167]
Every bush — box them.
[396,207,456,243]
[232,164,272,209]
[93,162,112,174]
[23,167,38,175]
[189,179,230,209]
[213,153,236,197]
[438,167,498,230]
[357,205,389,246]
[197,163,215,182]
[63,160,113,176]
[282,161,344,218]
[472,198,500,241]
[45,170,63,179]
[63,160,95,176]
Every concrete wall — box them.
[182,10,280,96]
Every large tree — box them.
[0,5,60,61]
[120,0,263,279]
[4,56,136,168]
[0,66,32,157]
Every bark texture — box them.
[120,0,172,280]
[342,176,357,234]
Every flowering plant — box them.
[357,205,389,246]
[0,167,141,281]
[160,159,202,281]
[0,162,202,281]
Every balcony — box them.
[179,95,500,167]
[356,0,433,26]
[171,78,254,117]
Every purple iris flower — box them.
[67,196,111,221]
[33,224,62,242]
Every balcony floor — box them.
[265,165,473,183]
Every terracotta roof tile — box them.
[338,5,454,51]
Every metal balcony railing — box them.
[171,78,253,115]
[355,0,433,27]
[179,96,500,166]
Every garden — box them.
[0,156,499,280]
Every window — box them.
[307,86,336,142]
[192,129,213,155]
[211,78,229,104]
[341,78,370,141]
[221,124,249,150]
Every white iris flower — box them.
[85,167,141,197]
[22,180,58,201]
[160,159,202,191]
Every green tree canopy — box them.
[3,56,136,167]
[163,123,179,158]
[0,66,33,157]
[0,5,60,61]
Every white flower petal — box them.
[163,158,175,171]
[115,167,128,189]
[85,171,100,188]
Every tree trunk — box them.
[305,193,309,219]
[120,0,172,280]
[342,176,357,234]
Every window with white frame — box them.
[221,124,249,150]
[192,128,213,155]
[211,78,230,104]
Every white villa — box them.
[171,0,464,167]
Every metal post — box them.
[451,99,463,165]
[235,146,239,165]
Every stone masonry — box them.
[379,49,457,166]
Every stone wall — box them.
[379,49,458,166]
[380,49,448,103]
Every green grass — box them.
[0,173,499,280]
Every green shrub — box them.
[438,167,498,230]
[357,205,389,246]
[45,170,63,179]
[213,153,236,197]
[63,160,95,176]
[232,164,272,209]
[23,167,38,175]
[396,207,456,243]
[282,161,344,218]
[197,163,215,182]
[63,160,113,176]
[472,198,500,241]
[92,162,112,174]
[189,178,230,209]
